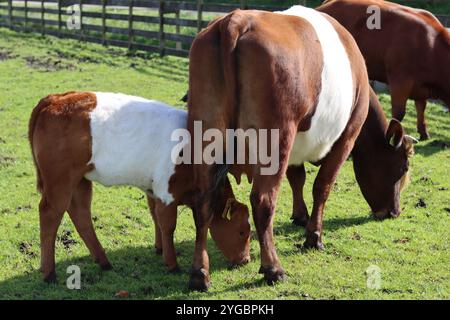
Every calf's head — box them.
[206,173,251,266]
[353,119,414,220]
[210,197,251,266]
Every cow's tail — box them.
[28,96,51,194]
[218,10,250,129]
[209,11,251,208]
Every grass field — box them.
[0,27,449,300]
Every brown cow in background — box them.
[318,0,450,140]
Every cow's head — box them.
[353,118,414,220]
[209,198,251,266]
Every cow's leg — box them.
[154,201,179,273]
[189,192,214,291]
[415,99,429,140]
[147,195,162,255]
[251,126,297,285]
[286,165,309,227]
[39,185,72,283]
[389,78,413,122]
[304,142,357,250]
[67,178,111,270]
[304,91,368,250]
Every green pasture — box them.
[0,28,448,299]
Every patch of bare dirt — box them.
[0,49,18,61]
[25,56,76,72]
[0,155,17,166]
[19,242,37,258]
[393,237,411,244]
[57,230,77,249]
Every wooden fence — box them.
[0,0,448,58]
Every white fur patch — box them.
[277,6,354,165]
[84,92,187,205]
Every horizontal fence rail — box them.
[0,0,448,58]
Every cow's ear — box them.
[386,119,404,149]
[403,135,417,157]
[181,92,188,103]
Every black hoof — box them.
[100,262,113,271]
[259,266,285,286]
[304,231,325,250]
[168,265,181,274]
[291,216,309,227]
[43,271,57,283]
[188,268,211,292]
[419,132,430,141]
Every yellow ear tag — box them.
[222,198,234,221]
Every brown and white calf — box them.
[317,0,450,140]
[28,92,251,283]
[186,6,412,290]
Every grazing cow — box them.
[187,6,412,290]
[28,92,251,283]
[317,0,450,140]
[287,87,414,227]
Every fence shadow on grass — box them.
[0,28,189,83]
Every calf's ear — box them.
[222,198,235,220]
[386,119,404,149]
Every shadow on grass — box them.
[274,214,373,236]
[0,239,238,299]
[413,138,449,157]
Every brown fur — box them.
[288,88,413,226]
[317,0,450,140]
[187,9,370,289]
[28,92,251,283]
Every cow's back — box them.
[85,93,188,204]
[188,7,369,176]
[317,0,448,84]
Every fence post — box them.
[7,0,12,29]
[24,0,28,30]
[128,0,134,50]
[197,0,203,32]
[175,8,181,51]
[79,0,83,40]
[102,0,106,46]
[240,0,247,9]
[57,0,61,35]
[159,1,165,57]
[302,0,307,6]
[41,0,44,35]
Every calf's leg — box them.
[39,183,73,282]
[415,99,430,140]
[147,195,162,254]
[67,178,111,270]
[154,200,179,273]
[286,165,309,227]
